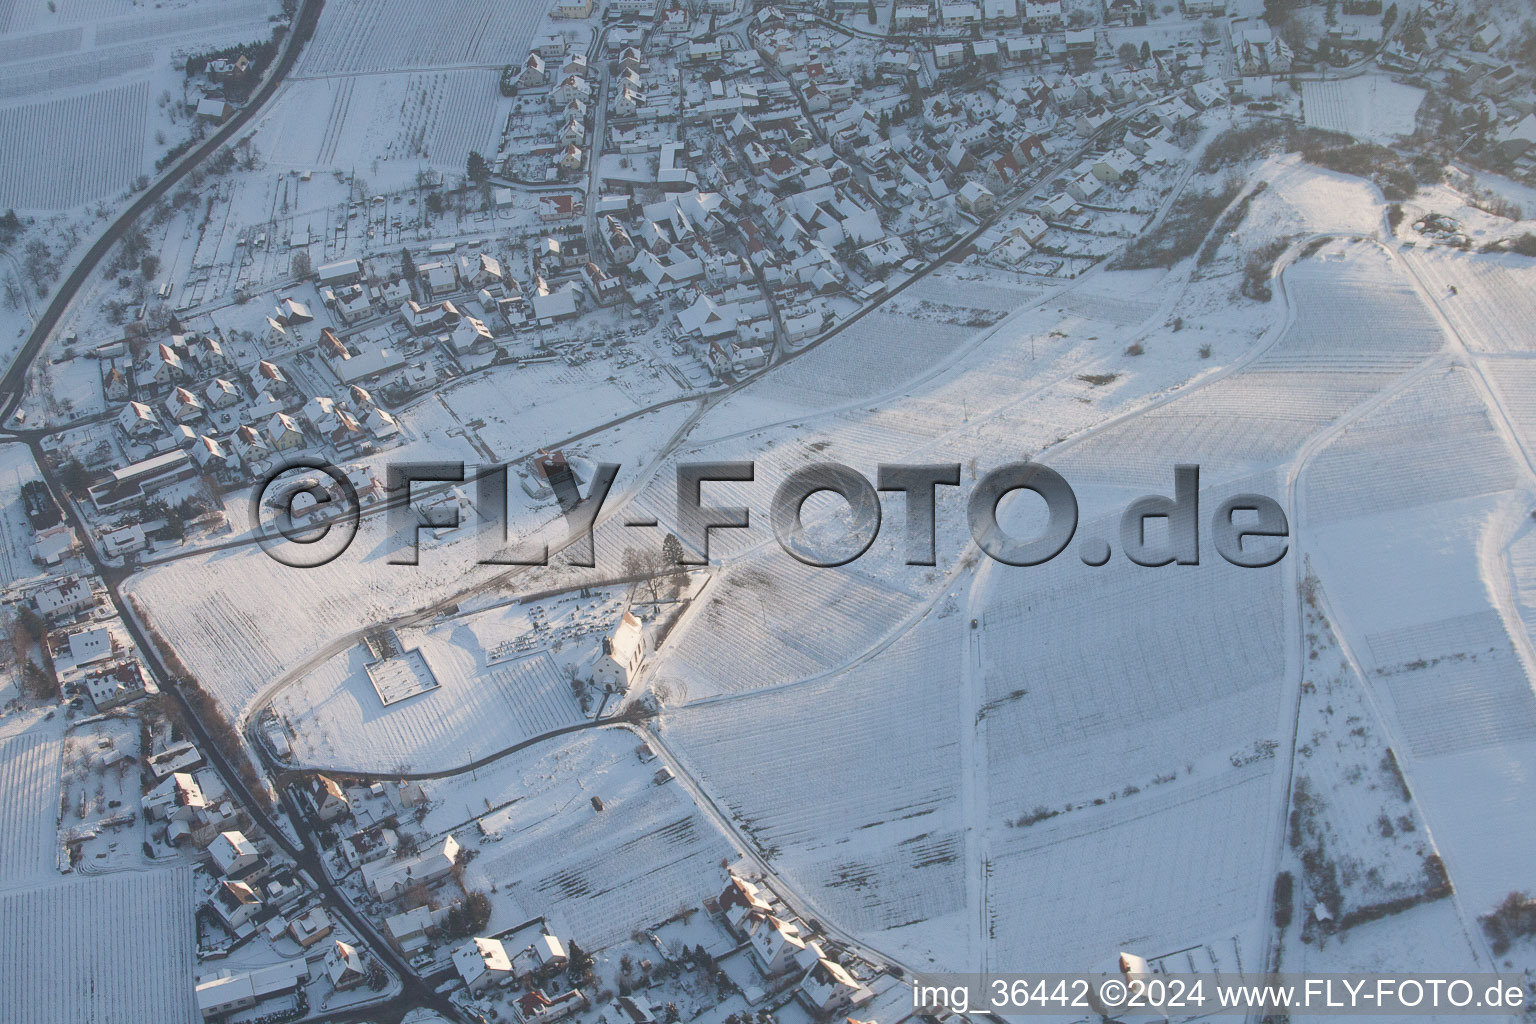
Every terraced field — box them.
[0,721,61,889]
[0,79,147,207]
[296,0,546,75]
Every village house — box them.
[163,386,204,424]
[444,315,496,357]
[957,180,997,216]
[934,42,966,70]
[288,906,334,949]
[266,412,306,451]
[310,775,351,823]
[325,940,369,991]
[417,260,459,298]
[799,957,873,1013]
[385,906,436,953]
[362,835,460,901]
[209,830,261,878]
[253,359,291,398]
[522,51,548,86]
[204,378,242,409]
[117,400,159,440]
[454,937,515,993]
[191,435,238,473]
[211,881,262,936]
[747,913,811,975]
[403,299,462,335]
[35,576,95,621]
[277,296,312,324]
[716,873,773,937]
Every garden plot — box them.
[125,403,690,721]
[272,628,583,773]
[1256,249,1446,365]
[1301,367,1517,526]
[1050,286,1160,327]
[0,867,200,1024]
[1405,251,1536,354]
[2,0,234,33]
[296,0,547,75]
[92,0,274,45]
[0,713,63,889]
[0,442,62,594]
[0,25,82,62]
[687,261,1198,458]
[661,615,967,963]
[59,718,143,874]
[0,79,147,209]
[1302,75,1425,145]
[985,768,1276,973]
[1505,521,1536,664]
[431,729,736,949]
[1281,898,1483,1007]
[1287,583,1449,927]
[651,557,918,703]
[1056,369,1375,490]
[1359,608,1536,760]
[1309,492,1536,914]
[126,508,509,716]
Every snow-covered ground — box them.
[33,18,1536,991]
[419,727,736,948]
[1302,76,1426,146]
[268,590,626,772]
[0,864,200,1023]
[0,710,64,890]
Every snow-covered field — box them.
[661,613,967,964]
[122,397,692,723]
[1405,250,1536,355]
[260,69,509,173]
[1307,497,1536,916]
[647,220,1526,977]
[424,728,737,948]
[271,619,585,773]
[294,0,548,76]
[0,712,63,889]
[1302,76,1426,145]
[0,865,200,1023]
[95,129,1536,989]
[1290,247,1536,926]
[650,557,920,703]
[0,79,148,209]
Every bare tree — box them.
[622,546,667,605]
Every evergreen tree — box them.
[466,150,490,186]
